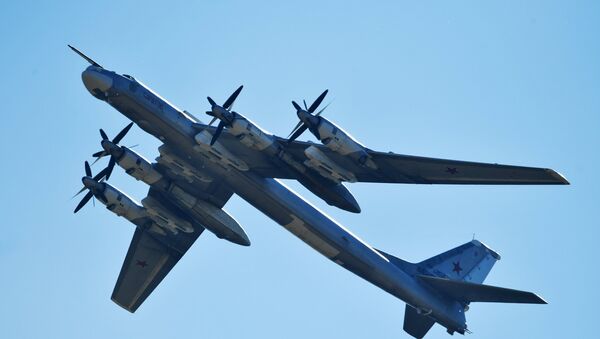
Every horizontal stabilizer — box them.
[418,275,547,304]
[404,304,435,339]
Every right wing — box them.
[280,140,569,185]
[193,125,568,185]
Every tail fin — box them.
[378,240,546,338]
[403,304,435,339]
[417,239,500,284]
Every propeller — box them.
[205,85,243,145]
[74,161,109,213]
[68,45,103,68]
[91,122,133,180]
[288,89,329,142]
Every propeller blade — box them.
[74,191,94,213]
[68,45,103,69]
[288,124,308,142]
[90,155,105,166]
[105,156,116,181]
[292,101,303,112]
[93,167,109,182]
[99,129,109,141]
[287,120,304,138]
[208,117,217,126]
[210,121,225,146]
[303,100,308,110]
[207,96,217,108]
[84,161,92,177]
[315,101,331,117]
[308,89,328,113]
[223,85,243,110]
[92,150,106,158]
[113,122,133,144]
[73,186,87,198]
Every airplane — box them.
[69,45,568,337]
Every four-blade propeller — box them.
[288,89,329,142]
[205,85,243,145]
[73,161,109,213]
[91,122,133,180]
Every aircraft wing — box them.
[112,188,206,313]
[277,140,569,185]
[194,127,567,185]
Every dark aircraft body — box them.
[70,46,568,337]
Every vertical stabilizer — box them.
[417,240,500,284]
[403,304,435,338]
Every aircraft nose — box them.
[81,67,113,97]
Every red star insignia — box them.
[136,260,148,268]
[452,261,463,275]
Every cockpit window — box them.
[122,74,135,80]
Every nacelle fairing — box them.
[156,145,214,183]
[83,179,146,222]
[228,117,278,152]
[167,185,250,246]
[194,130,249,171]
[141,196,195,234]
[315,119,377,170]
[114,146,164,185]
[303,145,357,183]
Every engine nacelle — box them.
[141,196,195,234]
[194,130,249,171]
[316,120,378,170]
[304,145,357,183]
[117,147,163,185]
[157,145,213,183]
[228,117,278,152]
[168,185,250,246]
[101,183,147,221]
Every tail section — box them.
[403,304,435,339]
[416,239,500,284]
[378,240,546,338]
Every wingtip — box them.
[533,293,548,304]
[548,169,570,185]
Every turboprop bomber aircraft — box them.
[69,45,567,337]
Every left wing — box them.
[112,227,202,312]
[112,189,205,312]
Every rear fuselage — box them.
[79,66,467,333]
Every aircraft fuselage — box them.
[80,66,467,333]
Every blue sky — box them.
[1,1,598,338]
